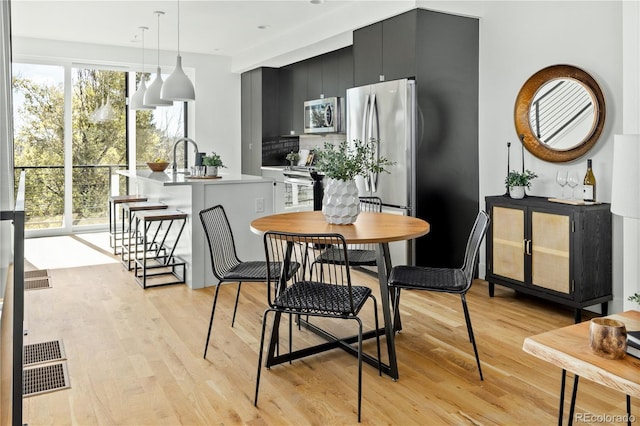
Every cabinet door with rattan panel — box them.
[531,211,570,294]
[492,206,525,282]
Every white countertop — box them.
[118,169,273,186]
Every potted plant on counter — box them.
[286,151,300,166]
[315,139,394,224]
[505,169,538,199]
[202,152,226,177]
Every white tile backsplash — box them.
[299,134,346,151]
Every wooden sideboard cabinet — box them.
[485,195,612,322]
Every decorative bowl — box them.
[589,317,627,359]
[147,162,169,172]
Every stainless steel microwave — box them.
[303,97,343,134]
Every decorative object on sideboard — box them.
[503,141,511,196]
[505,170,537,199]
[202,152,225,177]
[144,11,173,107]
[555,170,568,199]
[161,0,196,101]
[130,26,156,111]
[314,139,394,224]
[589,317,627,360]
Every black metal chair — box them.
[255,231,381,423]
[199,205,299,359]
[314,197,382,267]
[388,210,490,380]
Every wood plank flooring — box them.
[21,258,632,425]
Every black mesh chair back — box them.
[199,205,288,359]
[388,210,490,380]
[255,231,381,422]
[315,196,382,267]
[199,204,242,281]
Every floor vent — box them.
[24,340,66,366]
[25,269,49,279]
[23,362,70,397]
[24,277,51,290]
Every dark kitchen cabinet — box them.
[353,10,417,86]
[279,46,353,135]
[485,196,612,322]
[241,67,279,175]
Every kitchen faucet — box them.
[171,137,199,174]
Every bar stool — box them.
[120,201,168,270]
[108,194,148,255]
[132,209,188,289]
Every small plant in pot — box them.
[285,151,300,166]
[202,152,226,177]
[505,169,538,199]
[315,139,394,224]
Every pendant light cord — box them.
[177,0,181,56]
[156,12,161,66]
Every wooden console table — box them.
[523,311,640,425]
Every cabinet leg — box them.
[488,282,494,297]
[601,302,608,316]
[574,309,582,324]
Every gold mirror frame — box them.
[514,64,606,163]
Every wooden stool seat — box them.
[132,209,187,289]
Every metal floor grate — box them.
[23,362,70,397]
[24,277,51,290]
[25,269,49,279]
[24,340,66,366]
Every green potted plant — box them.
[285,151,300,166]
[315,139,394,224]
[202,152,226,177]
[505,169,538,199]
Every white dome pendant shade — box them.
[161,0,195,101]
[130,26,155,111]
[144,11,173,107]
[161,55,195,101]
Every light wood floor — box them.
[21,254,631,425]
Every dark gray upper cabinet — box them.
[307,56,323,100]
[353,10,417,86]
[240,67,279,175]
[291,61,308,136]
[278,68,293,136]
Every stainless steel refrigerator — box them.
[346,78,416,264]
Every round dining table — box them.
[250,210,430,380]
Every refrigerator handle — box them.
[362,94,371,191]
[370,94,379,193]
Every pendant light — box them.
[130,26,156,110]
[161,0,195,101]
[97,96,117,121]
[144,11,173,107]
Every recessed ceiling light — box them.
[310,0,325,4]
[258,25,270,30]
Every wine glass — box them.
[555,171,567,199]
[567,171,580,200]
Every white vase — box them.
[322,178,360,224]
[206,166,218,177]
[509,186,525,199]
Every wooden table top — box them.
[250,211,430,244]
[523,310,640,398]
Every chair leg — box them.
[355,317,363,423]
[461,294,483,381]
[288,313,293,364]
[231,282,243,327]
[370,295,382,376]
[203,284,222,359]
[254,309,272,407]
[392,287,402,333]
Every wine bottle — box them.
[583,159,596,202]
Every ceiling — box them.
[10,0,419,70]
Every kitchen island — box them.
[118,170,274,289]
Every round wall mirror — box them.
[514,64,605,162]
